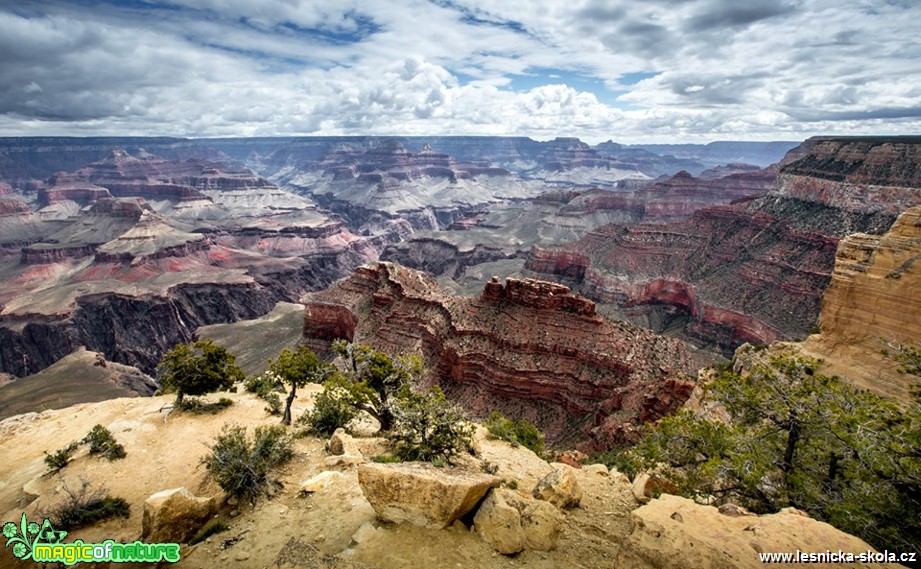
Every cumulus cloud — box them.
[0,0,919,142]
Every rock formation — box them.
[302,262,711,448]
[617,494,903,569]
[141,487,217,544]
[800,205,921,399]
[357,462,500,528]
[0,149,376,379]
[527,137,921,354]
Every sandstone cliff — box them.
[302,262,713,449]
[801,206,921,399]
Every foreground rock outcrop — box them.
[0,387,900,569]
[473,487,564,554]
[142,487,217,544]
[357,462,500,529]
[617,494,904,569]
[303,262,712,448]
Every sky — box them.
[0,0,919,143]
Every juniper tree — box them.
[158,339,243,406]
[268,345,327,425]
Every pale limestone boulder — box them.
[473,488,526,554]
[300,471,342,494]
[357,462,499,529]
[141,487,216,544]
[616,494,903,569]
[475,488,565,554]
[582,463,610,476]
[631,472,678,504]
[532,463,582,508]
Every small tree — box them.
[158,340,243,406]
[390,386,474,463]
[332,341,422,431]
[268,346,327,425]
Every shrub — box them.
[176,396,233,414]
[371,453,402,463]
[263,392,283,416]
[44,442,80,472]
[244,371,282,397]
[82,425,126,461]
[201,425,293,503]
[298,381,359,435]
[484,412,546,455]
[189,520,229,545]
[40,478,130,531]
[390,387,474,463]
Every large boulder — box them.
[357,462,500,529]
[141,487,217,544]
[616,494,904,569]
[474,488,564,554]
[532,463,582,508]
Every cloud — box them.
[0,0,919,142]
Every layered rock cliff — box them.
[801,206,921,398]
[0,149,377,378]
[527,137,921,354]
[302,262,713,449]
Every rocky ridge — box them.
[301,262,713,448]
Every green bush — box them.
[298,382,359,435]
[201,425,293,503]
[82,425,126,461]
[263,392,283,416]
[484,412,546,455]
[390,387,474,463]
[44,441,80,472]
[189,520,229,545]
[176,396,233,414]
[371,454,402,463]
[244,371,282,397]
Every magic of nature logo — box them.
[3,513,179,565]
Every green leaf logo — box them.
[3,514,65,561]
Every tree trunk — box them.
[282,383,296,425]
[175,391,184,407]
[782,416,800,474]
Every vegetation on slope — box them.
[608,350,921,552]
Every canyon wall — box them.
[526,137,921,354]
[800,205,921,398]
[302,262,714,449]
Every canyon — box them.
[301,262,714,449]
[1,134,919,416]
[526,137,921,355]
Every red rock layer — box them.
[301,262,711,449]
[527,205,839,351]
